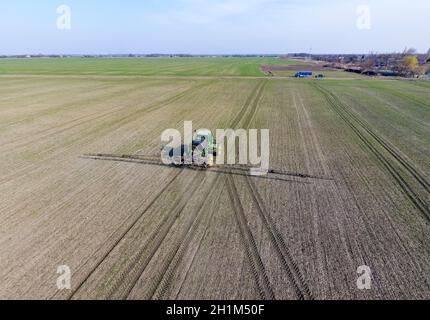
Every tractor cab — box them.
[192,129,217,167]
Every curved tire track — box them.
[312,82,430,222]
[320,84,429,192]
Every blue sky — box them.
[0,0,428,54]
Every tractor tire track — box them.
[226,78,312,299]
[223,79,275,299]
[158,183,224,300]
[240,83,313,299]
[244,177,312,300]
[320,84,429,192]
[312,82,430,222]
[240,81,268,128]
[226,175,275,300]
[226,81,275,300]
[230,81,265,128]
[138,175,223,300]
[66,168,185,299]
[108,173,210,300]
[314,83,430,193]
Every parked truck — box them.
[295,71,313,78]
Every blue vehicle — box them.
[295,71,313,78]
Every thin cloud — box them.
[0,0,428,54]
[146,0,277,24]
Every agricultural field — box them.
[0,57,300,77]
[0,58,429,300]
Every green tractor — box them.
[164,129,218,167]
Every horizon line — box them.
[1,52,427,57]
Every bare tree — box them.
[359,52,376,70]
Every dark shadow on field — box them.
[80,154,334,184]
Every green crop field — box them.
[0,58,429,300]
[0,57,301,77]
[271,69,367,79]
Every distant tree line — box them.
[304,48,430,78]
